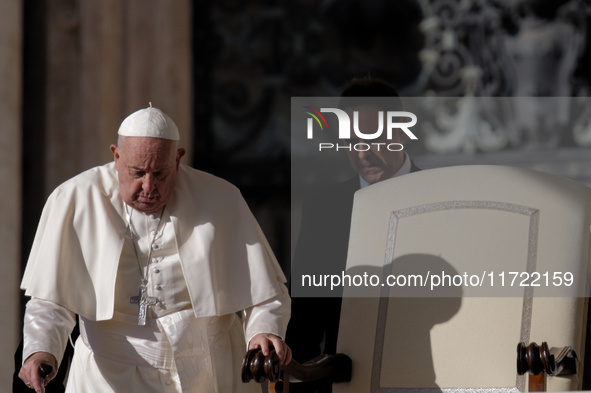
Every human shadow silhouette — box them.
[343,253,462,390]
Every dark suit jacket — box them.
[287,160,420,393]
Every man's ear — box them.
[176,148,186,169]
[110,144,120,162]
[394,129,408,144]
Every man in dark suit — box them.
[287,77,420,392]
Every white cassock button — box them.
[155,285,162,291]
[153,268,160,274]
[153,244,160,250]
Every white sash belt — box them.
[80,311,176,369]
[80,309,215,392]
[156,309,215,391]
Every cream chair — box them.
[335,165,591,392]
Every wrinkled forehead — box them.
[119,136,177,165]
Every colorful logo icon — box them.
[303,106,328,138]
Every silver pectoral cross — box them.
[130,284,158,326]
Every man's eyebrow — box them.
[127,165,169,172]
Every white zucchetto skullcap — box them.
[118,104,180,141]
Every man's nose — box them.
[142,174,156,193]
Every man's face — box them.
[111,137,185,214]
[345,105,406,184]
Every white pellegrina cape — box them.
[21,162,287,321]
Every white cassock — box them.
[21,162,290,392]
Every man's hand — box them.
[249,333,292,366]
[18,352,57,392]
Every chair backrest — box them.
[335,165,591,393]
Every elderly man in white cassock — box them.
[18,105,291,393]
